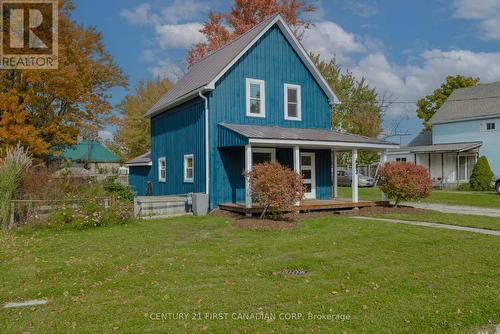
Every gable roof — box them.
[61,140,120,163]
[146,14,338,118]
[408,131,432,146]
[430,81,500,124]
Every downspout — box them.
[199,90,209,197]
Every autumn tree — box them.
[109,79,173,161]
[187,0,315,66]
[416,75,479,129]
[0,0,127,160]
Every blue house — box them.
[388,82,500,188]
[128,14,398,210]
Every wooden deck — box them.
[219,199,386,214]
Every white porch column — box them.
[293,146,300,173]
[380,149,388,201]
[245,144,252,209]
[352,149,358,203]
[332,149,338,198]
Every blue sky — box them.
[72,0,500,144]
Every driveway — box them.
[402,202,500,218]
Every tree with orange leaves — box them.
[0,0,127,160]
[187,0,315,66]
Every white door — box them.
[300,153,316,199]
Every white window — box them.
[486,122,496,131]
[158,157,166,182]
[246,78,265,118]
[284,84,301,121]
[184,154,194,183]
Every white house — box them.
[388,81,500,188]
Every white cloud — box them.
[302,21,366,63]
[453,0,500,40]
[344,0,379,17]
[148,59,185,82]
[352,49,500,117]
[120,3,152,26]
[155,23,205,49]
[161,0,208,24]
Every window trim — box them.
[183,154,194,183]
[284,83,302,121]
[246,78,266,118]
[251,148,276,167]
[158,157,166,183]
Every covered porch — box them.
[217,123,399,211]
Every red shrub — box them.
[244,162,305,219]
[377,162,432,207]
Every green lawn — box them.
[371,211,500,231]
[338,186,500,208]
[1,216,499,333]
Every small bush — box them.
[377,162,432,207]
[457,182,471,191]
[469,156,494,191]
[244,162,305,219]
[103,176,134,201]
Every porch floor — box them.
[219,198,386,214]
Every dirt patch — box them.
[232,219,297,231]
[336,205,429,216]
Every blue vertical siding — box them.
[129,166,153,196]
[209,25,332,208]
[150,98,206,196]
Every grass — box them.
[1,215,499,333]
[371,210,500,231]
[338,186,500,208]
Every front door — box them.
[300,152,316,199]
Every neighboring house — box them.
[60,139,121,174]
[388,81,500,188]
[128,14,398,209]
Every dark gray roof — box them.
[430,82,500,124]
[220,123,398,147]
[145,15,278,118]
[146,14,337,118]
[126,151,151,167]
[408,131,432,146]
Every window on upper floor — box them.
[184,154,194,183]
[486,122,496,131]
[158,157,166,182]
[284,84,301,121]
[246,78,265,118]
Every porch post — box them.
[293,146,300,173]
[245,144,252,209]
[380,150,388,201]
[352,149,358,203]
[332,149,338,198]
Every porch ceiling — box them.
[218,123,399,150]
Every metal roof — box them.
[220,123,398,147]
[145,14,338,118]
[61,140,120,163]
[430,81,500,124]
[126,151,152,167]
